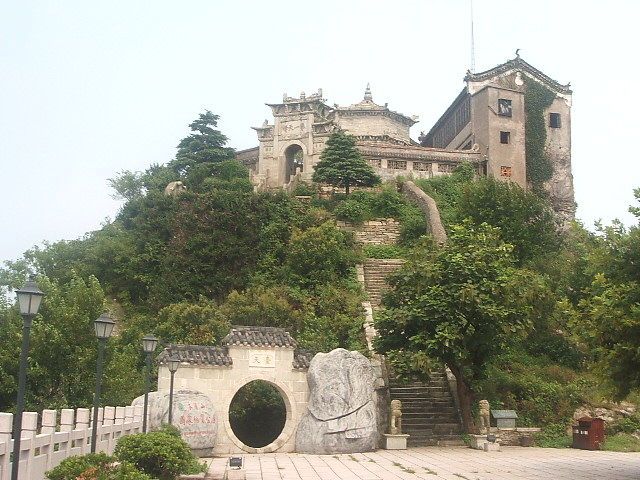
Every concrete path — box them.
[205,446,640,480]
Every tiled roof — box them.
[222,326,298,348]
[293,350,313,370]
[157,344,232,367]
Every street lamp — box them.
[167,355,180,426]
[90,313,116,453]
[12,277,44,480]
[141,334,158,433]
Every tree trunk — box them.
[447,363,477,434]
[345,182,350,195]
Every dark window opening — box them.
[498,99,512,117]
[549,113,561,128]
[284,144,304,184]
[229,380,286,448]
[500,131,510,144]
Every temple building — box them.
[236,55,575,222]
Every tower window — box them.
[498,99,512,117]
[500,166,512,177]
[500,131,510,144]
[549,113,561,128]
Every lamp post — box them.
[12,277,44,480]
[167,355,180,426]
[141,334,158,433]
[90,313,116,453]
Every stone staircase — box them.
[362,258,405,307]
[389,370,465,446]
[351,212,464,447]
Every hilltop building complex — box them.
[236,55,575,223]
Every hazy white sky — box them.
[1,0,639,264]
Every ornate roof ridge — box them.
[465,56,571,94]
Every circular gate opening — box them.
[229,380,287,448]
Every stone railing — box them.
[400,181,447,245]
[0,405,144,480]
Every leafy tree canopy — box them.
[374,220,542,432]
[312,131,380,194]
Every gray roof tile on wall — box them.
[157,344,232,367]
[222,326,298,348]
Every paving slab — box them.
[204,447,640,480]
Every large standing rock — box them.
[295,348,378,454]
[132,390,217,455]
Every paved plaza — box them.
[204,446,640,480]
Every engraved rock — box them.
[132,390,217,454]
[295,348,378,454]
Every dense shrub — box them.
[334,199,369,223]
[46,453,151,480]
[602,433,640,452]
[47,453,114,480]
[114,431,204,480]
[362,244,404,259]
[533,423,572,448]
[607,413,640,435]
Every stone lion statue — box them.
[479,399,491,433]
[389,399,402,435]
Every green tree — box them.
[169,111,236,189]
[457,178,560,264]
[155,299,230,345]
[575,189,640,397]
[374,221,540,432]
[285,221,359,288]
[312,131,380,194]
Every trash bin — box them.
[572,417,605,450]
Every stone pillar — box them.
[115,407,125,425]
[124,406,134,424]
[0,413,12,480]
[103,407,115,426]
[60,409,75,432]
[133,405,143,423]
[41,410,57,434]
[90,407,104,428]
[76,408,90,430]
[22,412,38,438]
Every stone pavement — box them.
[204,446,640,480]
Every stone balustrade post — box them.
[60,409,74,432]
[41,409,57,434]
[124,406,134,424]
[114,407,125,425]
[133,405,143,422]
[75,408,90,430]
[103,407,115,426]
[21,412,38,439]
[0,413,12,480]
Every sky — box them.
[1,0,639,264]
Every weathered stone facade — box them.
[421,55,575,223]
[244,87,485,191]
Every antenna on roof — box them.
[470,0,476,72]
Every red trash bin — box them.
[572,417,605,450]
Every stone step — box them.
[407,435,466,447]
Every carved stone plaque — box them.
[249,350,276,368]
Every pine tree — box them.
[168,111,236,187]
[312,131,380,194]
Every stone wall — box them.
[400,181,447,244]
[494,427,541,446]
[336,218,400,245]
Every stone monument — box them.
[479,399,491,434]
[132,389,218,456]
[295,348,378,454]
